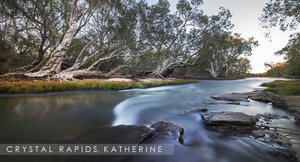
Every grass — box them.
[261,80,300,95]
[0,79,197,94]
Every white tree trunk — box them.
[25,0,80,77]
[205,61,220,78]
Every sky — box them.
[146,0,296,73]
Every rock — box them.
[247,91,273,102]
[267,131,292,146]
[255,130,297,161]
[73,125,155,144]
[211,93,250,102]
[73,121,185,145]
[256,113,273,119]
[211,91,300,122]
[211,91,273,103]
[281,115,290,119]
[68,125,156,162]
[271,95,300,122]
[151,121,184,144]
[252,130,265,139]
[214,100,240,105]
[185,108,208,113]
[69,122,184,162]
[201,112,258,126]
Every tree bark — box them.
[25,0,80,77]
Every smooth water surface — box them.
[0,78,299,161]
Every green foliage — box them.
[264,62,287,77]
[260,0,300,32]
[0,0,255,79]
[275,34,300,77]
[261,80,300,95]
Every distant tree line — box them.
[0,0,257,80]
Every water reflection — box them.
[0,78,298,161]
[0,91,130,143]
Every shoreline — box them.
[0,78,197,94]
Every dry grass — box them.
[0,79,197,94]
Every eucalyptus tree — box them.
[202,32,257,77]
[201,31,229,77]
[1,0,83,73]
[275,34,300,76]
[53,0,144,80]
[25,0,93,77]
[0,0,53,72]
[261,0,300,77]
[139,0,233,78]
[260,0,300,33]
[223,33,258,77]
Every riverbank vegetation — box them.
[0,79,196,94]
[261,0,300,79]
[0,0,257,81]
[261,80,300,95]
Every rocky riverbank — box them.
[70,115,297,161]
[211,91,300,122]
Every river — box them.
[0,78,299,162]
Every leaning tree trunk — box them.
[151,58,171,79]
[25,0,80,77]
[205,62,220,78]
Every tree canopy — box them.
[261,0,300,78]
[0,0,257,80]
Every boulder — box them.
[73,125,155,144]
[150,121,184,144]
[247,91,273,102]
[69,122,184,162]
[201,111,258,126]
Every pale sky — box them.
[147,0,296,73]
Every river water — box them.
[0,78,299,161]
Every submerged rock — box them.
[184,108,208,113]
[253,130,297,160]
[267,131,292,146]
[252,130,265,139]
